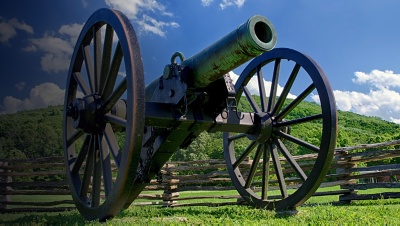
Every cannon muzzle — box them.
[182,15,277,88]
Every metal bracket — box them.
[222,73,243,119]
[150,52,188,105]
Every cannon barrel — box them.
[182,15,277,88]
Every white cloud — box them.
[229,71,297,99]
[0,17,33,44]
[323,70,400,124]
[24,23,83,73]
[137,14,179,37]
[58,23,84,46]
[0,83,65,114]
[220,0,246,10]
[104,0,178,36]
[118,71,126,77]
[105,0,170,18]
[201,0,246,9]
[390,117,400,124]
[201,0,213,6]
[15,82,26,91]
[81,0,88,8]
[353,69,400,89]
[105,0,142,18]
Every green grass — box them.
[2,187,400,225]
[7,195,75,209]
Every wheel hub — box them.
[67,94,102,134]
[247,112,273,143]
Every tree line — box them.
[1,98,400,161]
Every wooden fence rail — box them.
[1,139,400,212]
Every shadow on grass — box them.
[0,211,87,225]
[4,198,400,224]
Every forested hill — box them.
[0,102,400,160]
[0,106,63,159]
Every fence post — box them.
[335,151,358,203]
[0,162,12,210]
[162,163,179,207]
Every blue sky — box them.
[1,0,400,123]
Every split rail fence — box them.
[1,140,400,212]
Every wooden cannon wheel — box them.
[63,8,145,221]
[224,48,337,210]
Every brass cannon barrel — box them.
[182,15,277,88]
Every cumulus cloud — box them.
[201,0,214,6]
[15,82,26,91]
[81,0,88,8]
[118,71,127,77]
[105,0,169,18]
[58,23,84,46]
[24,23,83,73]
[136,15,179,37]
[104,0,178,36]
[353,70,400,89]
[201,0,246,9]
[0,17,33,44]
[220,0,246,9]
[0,83,65,114]
[315,70,400,124]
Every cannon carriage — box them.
[63,8,337,221]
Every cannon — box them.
[63,8,337,221]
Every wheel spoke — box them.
[66,129,85,148]
[261,144,270,200]
[71,135,91,174]
[271,63,300,115]
[101,42,123,99]
[228,133,246,141]
[99,24,114,95]
[80,135,94,199]
[73,72,91,96]
[275,138,307,182]
[92,135,102,207]
[257,66,267,112]
[276,130,320,153]
[267,59,281,112]
[245,144,263,189]
[276,114,322,127]
[94,26,102,93]
[98,77,127,115]
[243,86,261,113]
[276,83,315,121]
[233,141,257,169]
[104,113,127,128]
[82,44,95,94]
[99,134,113,198]
[270,143,287,198]
[104,123,121,168]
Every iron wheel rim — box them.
[62,8,145,221]
[224,48,337,210]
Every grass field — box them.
[2,187,400,225]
